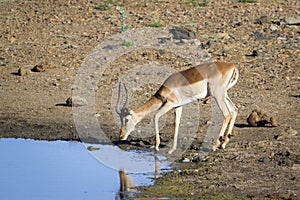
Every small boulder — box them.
[247,109,279,127]
[247,110,260,127]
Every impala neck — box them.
[133,96,163,122]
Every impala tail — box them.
[227,66,239,90]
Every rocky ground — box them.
[0,0,299,199]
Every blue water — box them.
[0,138,170,200]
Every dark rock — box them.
[246,50,264,57]
[87,146,100,151]
[234,22,243,27]
[202,40,216,49]
[169,27,196,40]
[254,16,269,25]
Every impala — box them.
[116,61,238,154]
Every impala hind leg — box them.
[213,96,232,151]
[154,102,173,151]
[168,106,182,154]
[222,95,238,149]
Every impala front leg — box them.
[154,102,173,152]
[154,115,160,151]
[154,109,162,151]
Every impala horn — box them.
[115,82,129,126]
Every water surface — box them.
[0,138,170,200]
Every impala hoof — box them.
[212,145,219,152]
[220,144,226,150]
[168,149,176,154]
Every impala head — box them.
[115,82,136,140]
[119,110,137,140]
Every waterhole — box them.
[0,138,170,200]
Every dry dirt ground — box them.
[0,0,299,199]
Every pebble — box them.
[270,25,278,31]
[205,120,213,125]
[285,16,300,25]
[235,22,243,27]
[17,66,32,76]
[32,62,49,72]
[277,37,287,40]
[181,158,190,163]
[255,16,269,25]
[246,50,265,57]
[87,146,100,151]
[66,97,88,107]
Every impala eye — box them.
[125,118,129,124]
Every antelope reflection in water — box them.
[115,156,160,200]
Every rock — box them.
[247,110,260,127]
[247,109,278,127]
[66,97,88,107]
[246,50,264,57]
[87,146,100,151]
[17,66,32,76]
[270,25,278,31]
[234,22,243,27]
[169,27,196,40]
[270,117,279,127]
[205,120,213,125]
[254,16,269,25]
[65,97,72,106]
[203,40,216,49]
[31,62,49,72]
[181,158,190,163]
[285,16,300,25]
[277,37,287,40]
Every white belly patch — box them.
[173,81,208,106]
